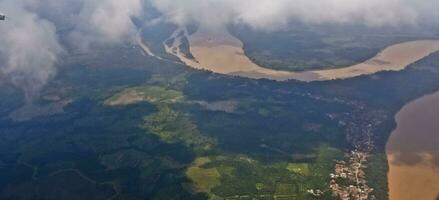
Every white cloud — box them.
[1,0,438,101]
[69,0,143,49]
[0,0,143,100]
[150,0,438,30]
[0,0,64,101]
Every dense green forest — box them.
[1,25,439,200]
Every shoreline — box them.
[164,26,439,82]
[386,91,439,200]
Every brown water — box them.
[154,26,439,198]
[386,91,439,200]
[178,26,439,82]
[185,28,439,197]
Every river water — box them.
[155,26,439,199]
[182,26,439,82]
[386,91,439,200]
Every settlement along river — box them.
[156,25,439,199]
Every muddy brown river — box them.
[170,26,439,82]
[386,91,439,200]
[147,26,439,198]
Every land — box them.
[1,21,439,200]
[328,151,374,200]
[105,86,184,106]
[184,145,342,200]
[167,24,439,82]
[231,24,439,72]
[143,104,216,152]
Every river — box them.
[167,26,439,82]
[386,91,439,200]
[141,25,439,199]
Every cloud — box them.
[150,0,439,30]
[69,0,143,50]
[0,0,143,101]
[0,0,64,101]
[1,0,439,102]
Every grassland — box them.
[287,163,311,176]
[186,157,221,195]
[143,105,216,152]
[2,21,439,200]
[105,86,184,106]
[182,144,342,200]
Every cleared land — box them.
[105,86,184,106]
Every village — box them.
[302,89,386,200]
[329,150,375,200]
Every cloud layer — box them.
[1,0,439,101]
[69,0,142,50]
[0,0,63,101]
[0,0,142,101]
[151,0,439,30]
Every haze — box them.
[1,0,439,100]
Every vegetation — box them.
[143,105,216,152]
[1,23,439,200]
[179,35,196,60]
[365,153,390,200]
[105,86,184,106]
[186,157,221,194]
[287,163,311,176]
[231,24,438,71]
[181,144,342,200]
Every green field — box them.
[286,163,310,176]
[143,105,216,152]
[1,20,439,200]
[186,157,221,195]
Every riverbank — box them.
[166,26,439,82]
[386,91,439,200]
